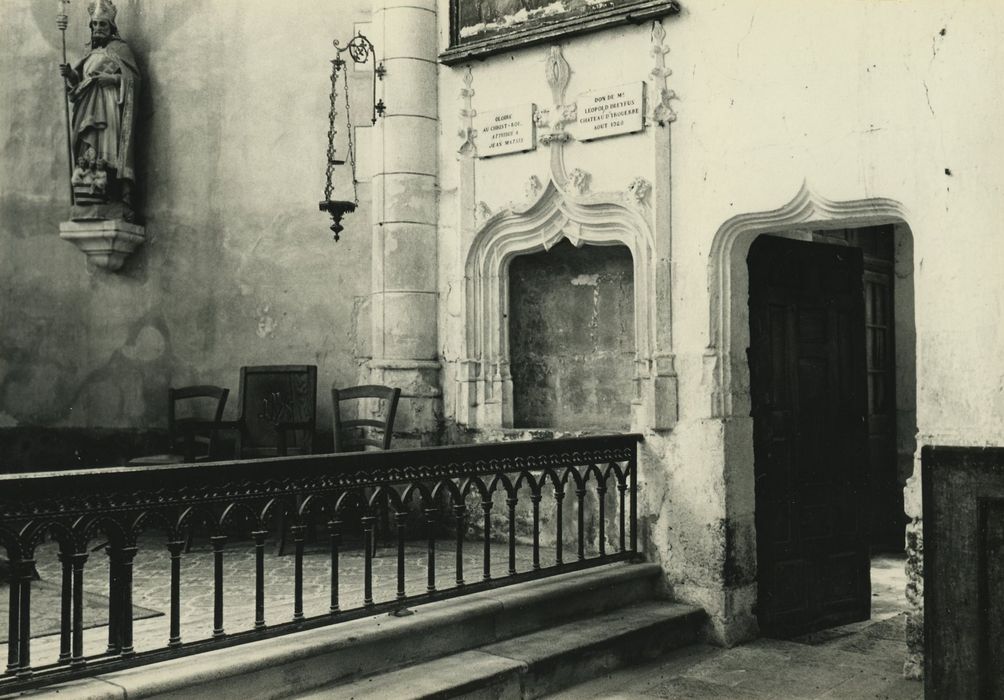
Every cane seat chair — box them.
[127,385,230,466]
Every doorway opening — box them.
[747,225,915,638]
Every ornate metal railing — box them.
[0,434,641,691]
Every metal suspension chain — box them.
[323,58,344,203]
[343,67,358,205]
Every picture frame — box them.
[440,0,681,65]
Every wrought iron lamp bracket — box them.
[320,33,385,241]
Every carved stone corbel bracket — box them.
[59,220,147,272]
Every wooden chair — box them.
[128,385,230,466]
[228,366,317,555]
[230,365,318,459]
[332,385,402,552]
[332,384,401,452]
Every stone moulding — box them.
[704,181,911,419]
[459,177,658,429]
[59,220,147,272]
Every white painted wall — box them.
[436,0,1004,646]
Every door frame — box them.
[703,184,916,638]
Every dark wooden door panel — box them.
[749,236,870,637]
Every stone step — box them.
[292,601,705,699]
[27,562,674,699]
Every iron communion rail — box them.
[0,434,641,691]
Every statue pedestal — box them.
[59,219,146,272]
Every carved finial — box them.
[627,177,651,205]
[649,21,677,125]
[545,46,571,106]
[568,168,591,195]
[458,66,478,156]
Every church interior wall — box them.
[0,0,376,467]
[437,0,1004,647]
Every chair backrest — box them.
[168,385,230,462]
[332,385,401,452]
[237,365,317,458]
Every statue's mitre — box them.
[87,0,117,22]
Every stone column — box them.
[369,0,441,444]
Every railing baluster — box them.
[629,455,638,553]
[252,531,267,630]
[58,552,72,664]
[481,500,492,581]
[105,547,120,655]
[454,503,466,586]
[70,553,87,667]
[17,558,34,678]
[618,478,627,553]
[425,508,437,593]
[211,535,227,638]
[530,493,541,570]
[328,519,341,613]
[292,525,306,622]
[119,547,137,657]
[554,487,565,566]
[361,515,375,607]
[597,480,607,558]
[5,568,18,674]
[395,511,407,601]
[506,497,517,576]
[167,541,184,647]
[576,482,587,561]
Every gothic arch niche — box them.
[459,179,658,430]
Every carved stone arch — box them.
[460,178,658,429]
[704,181,912,419]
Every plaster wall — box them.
[437,0,1004,646]
[0,0,375,454]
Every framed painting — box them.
[440,0,681,65]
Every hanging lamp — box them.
[319,33,385,240]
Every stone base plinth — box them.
[59,219,146,271]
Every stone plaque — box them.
[573,82,645,141]
[475,104,536,158]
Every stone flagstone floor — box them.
[547,554,921,700]
[2,531,552,670]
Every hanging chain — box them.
[343,67,358,205]
[323,58,345,203]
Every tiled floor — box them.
[2,532,552,670]
[546,554,921,700]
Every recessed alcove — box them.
[508,240,635,430]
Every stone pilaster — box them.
[369,0,441,444]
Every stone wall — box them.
[509,241,635,431]
[0,0,375,465]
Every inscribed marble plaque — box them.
[573,82,645,141]
[475,104,537,158]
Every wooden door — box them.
[748,236,871,637]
